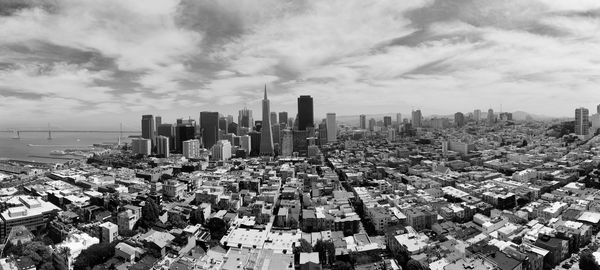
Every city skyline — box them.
[2,0,600,129]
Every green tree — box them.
[407,259,430,270]
[141,198,161,227]
[294,238,313,254]
[314,239,336,266]
[18,241,53,269]
[73,242,117,270]
[168,213,187,229]
[190,208,205,225]
[580,251,600,270]
[206,218,228,241]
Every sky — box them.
[1,0,600,130]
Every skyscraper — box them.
[155,116,162,131]
[141,115,155,150]
[157,123,175,151]
[597,104,600,114]
[212,140,232,161]
[383,116,392,127]
[260,86,275,156]
[218,117,228,132]
[238,108,253,130]
[359,115,367,129]
[270,112,277,126]
[575,107,590,136]
[411,110,422,128]
[396,113,402,125]
[318,120,327,145]
[156,135,169,158]
[281,129,293,157]
[182,139,200,159]
[297,95,314,130]
[132,138,151,155]
[368,118,376,131]
[240,135,251,154]
[487,109,495,125]
[474,109,481,122]
[200,111,219,149]
[176,124,195,153]
[279,112,288,126]
[326,113,337,143]
[454,112,465,127]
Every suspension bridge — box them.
[4,123,140,140]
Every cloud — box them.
[1,0,600,129]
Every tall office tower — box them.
[156,136,170,158]
[411,110,422,127]
[487,109,495,124]
[281,129,293,157]
[288,117,294,129]
[575,107,590,135]
[212,140,232,161]
[248,131,261,156]
[155,116,162,131]
[270,112,278,126]
[141,115,155,149]
[218,117,228,132]
[260,86,275,156]
[157,124,175,151]
[396,113,402,125]
[132,138,151,155]
[272,123,281,146]
[591,113,600,135]
[227,115,234,125]
[182,139,200,159]
[176,124,195,153]
[359,115,367,129]
[383,116,392,127]
[292,129,309,156]
[240,135,251,154]
[597,104,600,114]
[297,95,314,130]
[200,111,219,149]
[474,109,481,122]
[238,108,253,130]
[454,112,465,127]
[318,120,328,145]
[368,118,376,131]
[279,112,288,126]
[326,113,337,143]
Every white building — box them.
[326,113,337,143]
[131,138,151,155]
[99,222,118,243]
[53,233,99,270]
[156,135,169,158]
[212,140,232,161]
[183,139,201,159]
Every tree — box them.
[73,242,117,270]
[314,239,336,266]
[332,261,353,270]
[141,198,161,228]
[190,208,205,225]
[17,241,53,269]
[407,259,430,270]
[206,218,228,241]
[294,238,313,254]
[580,251,600,270]
[168,213,187,229]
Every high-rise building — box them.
[260,86,275,156]
[292,129,309,156]
[270,112,277,126]
[575,107,590,136]
[156,136,170,158]
[131,138,151,155]
[200,111,219,149]
[396,113,402,125]
[318,120,328,145]
[411,110,422,128]
[272,123,281,148]
[141,115,155,150]
[487,109,495,125]
[218,117,228,132]
[359,115,367,129]
[383,116,392,127]
[597,104,600,114]
[297,95,314,130]
[454,112,465,127]
[238,108,253,129]
[474,109,481,122]
[248,131,261,156]
[157,124,175,151]
[326,113,337,143]
[279,112,288,127]
[175,124,195,153]
[240,135,251,154]
[212,140,232,161]
[368,118,376,131]
[155,116,162,131]
[182,139,201,159]
[281,129,293,157]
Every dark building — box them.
[454,112,465,127]
[318,120,327,145]
[176,124,195,153]
[157,124,175,151]
[293,129,309,156]
[248,131,261,157]
[383,116,392,127]
[155,116,162,129]
[218,117,228,132]
[279,112,288,127]
[200,111,219,149]
[228,122,238,135]
[297,95,314,131]
[141,115,155,148]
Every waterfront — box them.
[0,131,137,163]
